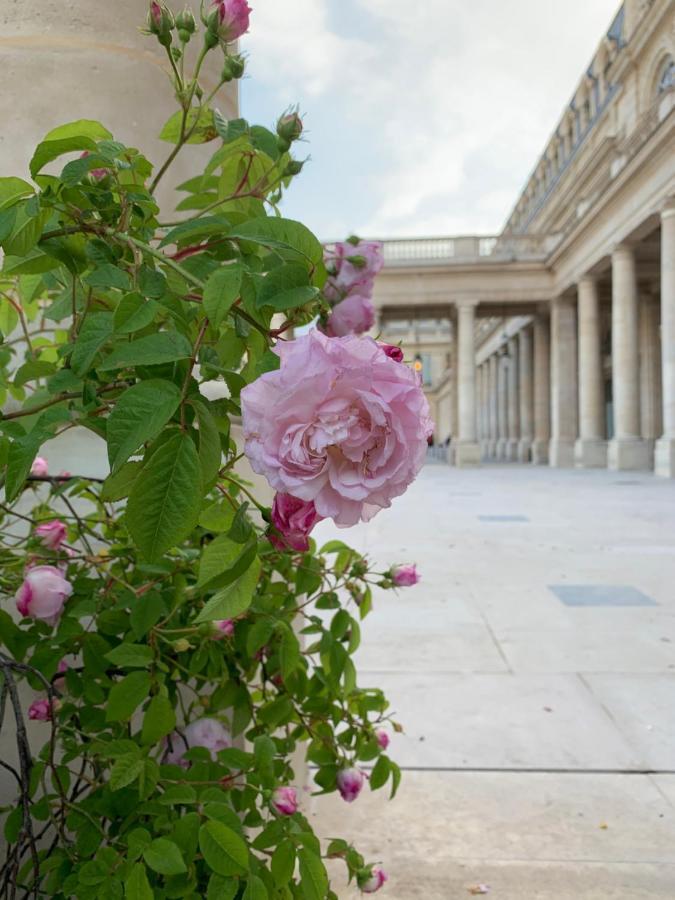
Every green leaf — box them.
[159,785,197,806]
[100,461,141,501]
[160,108,217,144]
[99,332,193,371]
[229,217,323,267]
[126,431,203,562]
[207,875,238,900]
[196,557,261,623]
[279,626,301,681]
[113,292,159,334]
[159,215,231,248]
[124,863,153,900]
[30,120,113,178]
[4,432,45,502]
[106,671,151,723]
[199,821,249,877]
[369,754,390,790]
[197,534,247,590]
[130,592,165,640]
[107,379,182,472]
[3,206,49,257]
[84,264,131,292]
[105,643,154,668]
[143,837,187,876]
[203,265,242,327]
[70,312,114,376]
[141,694,176,745]
[253,735,275,788]
[191,399,222,485]
[109,754,145,792]
[271,841,296,887]
[298,849,328,900]
[242,876,268,900]
[256,263,319,311]
[0,177,34,211]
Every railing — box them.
[378,233,549,267]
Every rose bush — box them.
[0,4,426,897]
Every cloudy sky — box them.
[240,0,620,241]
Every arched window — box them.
[657,57,674,95]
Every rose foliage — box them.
[0,4,429,898]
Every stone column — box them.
[488,355,498,457]
[506,338,520,460]
[496,355,509,460]
[532,314,551,463]
[640,292,662,462]
[455,301,481,467]
[549,297,578,467]
[656,202,675,477]
[517,327,534,462]
[449,342,459,465]
[476,364,484,455]
[608,245,650,470]
[574,276,607,467]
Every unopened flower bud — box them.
[175,7,196,34]
[375,728,390,750]
[284,159,305,177]
[172,638,192,653]
[277,111,303,144]
[147,1,174,47]
[359,867,388,894]
[391,564,420,587]
[28,697,61,722]
[271,786,299,816]
[336,767,364,803]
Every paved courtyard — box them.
[308,462,675,899]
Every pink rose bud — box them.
[241,330,433,528]
[392,564,420,587]
[165,717,231,767]
[15,565,73,626]
[277,111,304,144]
[381,344,403,363]
[323,294,376,338]
[336,767,365,803]
[54,658,70,692]
[375,729,390,750]
[28,698,60,722]
[270,493,322,552]
[30,457,49,477]
[79,152,107,181]
[271,786,299,816]
[34,520,67,552]
[360,867,388,893]
[211,619,235,640]
[147,1,174,45]
[210,0,251,42]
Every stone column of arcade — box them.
[455,301,481,466]
[532,313,551,464]
[517,327,534,462]
[608,245,650,470]
[496,354,509,460]
[506,337,520,461]
[575,276,608,467]
[488,354,499,458]
[549,297,578,467]
[656,201,675,477]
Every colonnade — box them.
[453,202,675,475]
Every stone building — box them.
[375,0,675,475]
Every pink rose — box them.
[392,564,420,587]
[271,786,299,816]
[15,565,73,626]
[30,457,48,477]
[329,241,384,294]
[241,330,433,527]
[270,493,322,552]
[375,729,390,750]
[28,698,59,722]
[211,619,235,640]
[165,718,231,767]
[323,294,376,338]
[35,520,67,551]
[381,344,403,363]
[336,767,364,803]
[212,0,251,41]
[360,867,388,893]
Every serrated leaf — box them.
[229,217,323,267]
[130,592,165,640]
[113,293,159,333]
[256,263,318,311]
[160,107,217,144]
[124,863,153,900]
[203,265,242,327]
[105,643,154,668]
[0,177,34,211]
[191,399,222,485]
[196,557,261,623]
[141,694,176,745]
[143,837,187,876]
[369,754,390,790]
[106,671,151,723]
[198,821,249,877]
[70,312,114,376]
[242,876,268,900]
[109,754,144,791]
[100,460,141,501]
[298,849,328,900]
[107,379,181,472]
[197,534,247,590]
[84,263,131,292]
[159,785,197,806]
[207,874,238,900]
[271,841,296,887]
[3,206,49,257]
[30,120,113,178]
[98,332,192,371]
[126,431,203,562]
[4,432,46,502]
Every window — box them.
[657,58,674,95]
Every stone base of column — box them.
[574,438,608,468]
[517,439,532,463]
[506,439,519,461]
[531,439,549,465]
[496,438,509,461]
[655,438,675,478]
[487,440,498,458]
[455,441,481,467]
[549,439,575,468]
[608,438,652,471]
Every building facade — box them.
[375,0,675,475]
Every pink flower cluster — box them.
[322,239,384,338]
[241,330,433,528]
